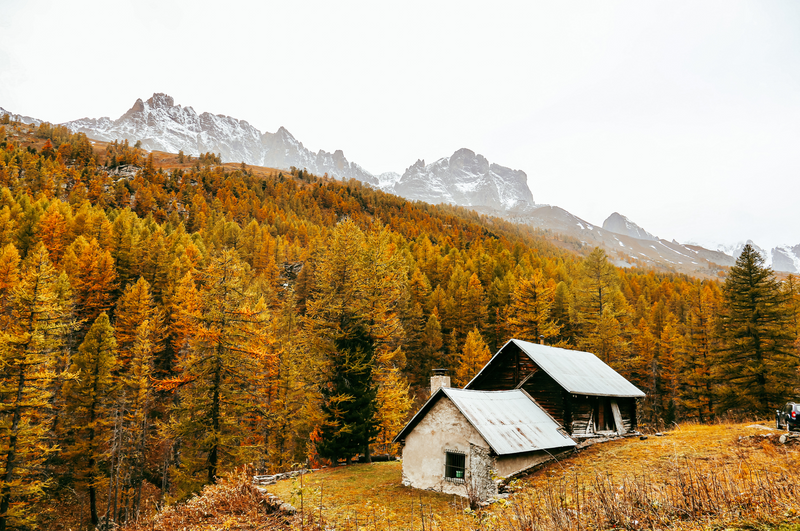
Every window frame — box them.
[444,450,466,483]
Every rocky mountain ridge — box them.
[3,97,797,276]
[602,212,658,241]
[501,205,799,276]
[0,106,42,126]
[63,93,523,211]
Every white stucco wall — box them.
[494,451,554,477]
[400,395,573,500]
[401,397,492,497]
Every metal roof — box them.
[394,387,576,455]
[470,339,645,398]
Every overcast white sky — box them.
[1,1,799,249]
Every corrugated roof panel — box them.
[513,340,645,397]
[443,388,576,455]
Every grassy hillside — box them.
[258,421,800,531]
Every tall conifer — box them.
[0,244,69,531]
[576,248,628,363]
[167,249,270,494]
[70,237,117,334]
[305,220,407,463]
[454,328,492,387]
[716,244,796,414]
[62,313,118,528]
[507,269,561,344]
[114,277,167,370]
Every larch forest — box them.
[0,116,798,530]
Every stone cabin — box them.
[393,387,576,500]
[465,339,645,437]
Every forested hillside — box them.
[1,115,798,530]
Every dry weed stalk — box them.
[497,451,800,531]
[120,467,290,531]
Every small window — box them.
[444,451,466,482]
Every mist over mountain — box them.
[603,212,658,241]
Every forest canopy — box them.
[0,117,798,530]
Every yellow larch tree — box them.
[454,328,492,387]
[0,244,71,531]
[507,269,561,344]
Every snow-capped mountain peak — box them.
[0,106,42,125]
[772,244,800,274]
[602,212,659,241]
[61,93,534,211]
[5,94,799,277]
[390,148,534,211]
[146,93,175,109]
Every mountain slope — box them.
[0,106,42,125]
[62,93,527,210]
[603,212,658,241]
[772,244,800,273]
[5,96,797,276]
[389,149,533,211]
[497,206,736,277]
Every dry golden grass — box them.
[264,422,800,531]
[267,461,476,531]
[500,421,800,531]
[113,421,800,531]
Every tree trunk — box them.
[209,357,222,484]
[0,370,26,531]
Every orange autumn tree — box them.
[454,327,492,387]
[62,313,118,528]
[166,249,271,496]
[37,202,70,266]
[66,237,117,335]
[114,277,167,370]
[0,243,20,322]
[110,318,157,523]
[507,269,561,344]
[0,244,71,531]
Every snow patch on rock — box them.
[602,212,658,241]
[62,93,534,212]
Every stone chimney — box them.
[430,368,450,396]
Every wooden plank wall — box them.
[521,372,566,425]
[619,397,637,432]
[569,398,595,435]
[468,342,639,436]
[469,343,537,390]
[568,396,638,435]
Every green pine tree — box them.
[716,244,796,415]
[315,321,379,464]
[305,220,405,464]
